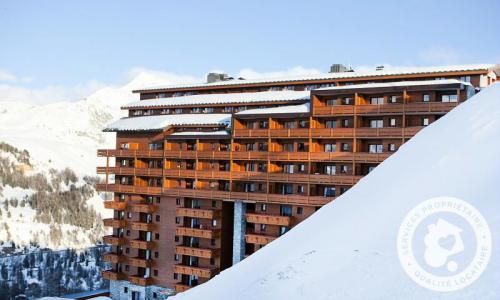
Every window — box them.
[423,94,430,102]
[126,230,130,237]
[259,120,269,129]
[298,164,305,172]
[441,94,458,103]
[155,233,160,240]
[125,265,129,271]
[260,224,267,232]
[368,144,383,153]
[261,204,267,211]
[460,76,471,83]
[283,143,294,152]
[155,252,159,258]
[370,119,383,128]
[389,144,396,152]
[212,200,216,208]
[283,184,293,194]
[174,254,180,261]
[326,99,337,106]
[284,121,296,129]
[297,143,306,152]
[211,239,216,246]
[245,183,256,192]
[422,118,430,126]
[279,226,288,235]
[342,119,349,128]
[125,247,130,253]
[368,166,376,173]
[204,107,214,113]
[155,215,160,222]
[297,207,303,215]
[324,187,336,197]
[343,97,353,105]
[174,108,183,114]
[325,165,336,175]
[389,95,398,103]
[341,143,350,152]
[174,235,179,242]
[210,258,215,265]
[297,185,305,193]
[175,217,181,224]
[340,165,348,174]
[370,97,384,105]
[174,273,178,280]
[192,107,201,113]
[325,143,336,152]
[284,164,294,174]
[299,120,308,128]
[389,118,396,127]
[325,120,336,128]
[246,143,255,151]
[154,270,158,276]
[176,198,181,205]
[212,219,217,227]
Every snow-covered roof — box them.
[315,79,471,92]
[134,64,496,91]
[170,130,230,136]
[103,114,231,132]
[122,91,310,109]
[236,103,310,116]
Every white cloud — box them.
[0,69,17,82]
[418,46,461,65]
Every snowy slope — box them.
[173,84,500,300]
[0,71,198,250]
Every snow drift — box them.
[173,83,500,300]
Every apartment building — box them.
[96,64,498,299]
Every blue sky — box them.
[0,0,499,102]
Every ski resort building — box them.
[96,64,498,299]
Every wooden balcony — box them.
[103,218,127,228]
[245,233,277,245]
[103,235,126,246]
[176,207,221,219]
[129,239,156,250]
[95,184,162,195]
[175,227,221,239]
[164,150,196,159]
[231,171,268,181]
[101,270,126,281]
[246,213,291,226]
[129,221,156,232]
[196,151,230,160]
[310,128,354,138]
[355,104,404,115]
[355,126,424,138]
[232,151,269,160]
[313,105,355,116]
[103,201,127,210]
[405,102,459,113]
[100,166,162,177]
[128,257,154,268]
[175,246,220,259]
[173,264,218,278]
[129,203,157,213]
[165,188,333,206]
[174,283,191,293]
[97,149,163,158]
[233,128,310,138]
[128,275,153,286]
[102,252,126,264]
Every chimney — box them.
[207,72,233,83]
[330,64,353,73]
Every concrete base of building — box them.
[110,280,174,300]
[232,200,246,265]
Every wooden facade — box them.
[97,65,498,294]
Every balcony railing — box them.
[173,264,218,278]
[175,246,220,259]
[233,128,310,138]
[102,253,126,264]
[129,239,156,250]
[129,203,157,213]
[129,221,156,232]
[103,235,126,246]
[128,257,154,268]
[95,184,162,195]
[175,227,221,239]
[312,102,458,116]
[245,213,291,226]
[103,201,127,210]
[174,283,192,293]
[103,218,127,228]
[245,233,277,245]
[176,208,221,219]
[101,270,126,281]
[128,275,153,286]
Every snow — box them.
[172,83,500,299]
[235,103,310,115]
[170,130,230,136]
[104,114,231,132]
[137,64,497,91]
[122,90,310,108]
[315,79,470,91]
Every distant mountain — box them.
[0,71,197,250]
[172,84,500,300]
